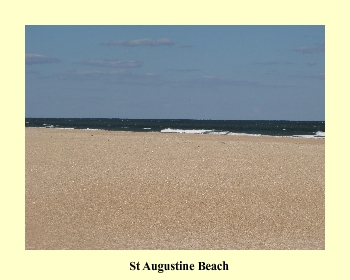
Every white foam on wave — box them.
[315,131,325,137]
[161,128,260,136]
[161,128,213,134]
[210,131,230,135]
[227,132,262,137]
[292,131,325,139]
[161,128,325,139]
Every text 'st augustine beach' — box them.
[25,120,324,250]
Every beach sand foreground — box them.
[25,128,325,250]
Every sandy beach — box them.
[25,128,325,250]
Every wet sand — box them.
[25,128,325,250]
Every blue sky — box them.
[25,25,324,120]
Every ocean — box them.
[25,118,325,139]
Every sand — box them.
[25,128,325,250]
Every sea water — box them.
[25,118,325,139]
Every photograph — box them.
[25,25,325,250]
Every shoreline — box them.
[25,126,325,140]
[26,128,325,250]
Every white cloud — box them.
[101,38,175,47]
[292,43,325,54]
[26,54,61,64]
[53,70,162,86]
[54,70,129,80]
[25,69,40,75]
[179,44,194,48]
[254,61,293,65]
[184,76,261,87]
[169,68,201,73]
[308,61,317,66]
[79,58,141,68]
[295,73,325,80]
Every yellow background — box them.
[1,1,349,279]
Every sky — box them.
[25,25,325,120]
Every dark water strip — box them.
[25,118,325,137]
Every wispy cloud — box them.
[254,61,292,65]
[293,73,325,80]
[78,58,141,68]
[292,43,325,54]
[54,70,130,80]
[181,76,261,87]
[179,44,194,48]
[25,69,40,75]
[101,38,175,47]
[168,68,201,73]
[176,76,298,89]
[53,70,162,86]
[26,54,61,65]
[52,69,299,89]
